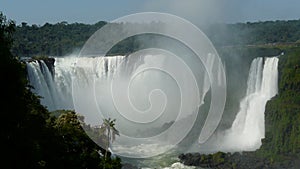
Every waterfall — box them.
[217,57,279,152]
[27,60,56,109]
[26,53,213,157]
[26,56,126,111]
[26,55,278,154]
[25,55,279,168]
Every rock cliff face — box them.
[42,57,55,76]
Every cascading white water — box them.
[27,60,56,109]
[27,56,278,152]
[216,57,279,152]
[26,54,210,168]
[26,54,278,168]
[26,54,212,126]
[26,56,126,111]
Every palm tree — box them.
[101,118,119,160]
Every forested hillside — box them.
[204,20,300,46]
[12,19,300,57]
[12,21,106,57]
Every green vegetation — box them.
[204,20,300,46]
[258,46,300,160]
[1,12,121,169]
[12,19,300,57]
[13,21,106,57]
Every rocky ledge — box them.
[179,152,299,169]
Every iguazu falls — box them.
[2,1,300,169]
[24,52,279,167]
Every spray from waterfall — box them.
[209,57,279,152]
[26,56,126,111]
[26,55,279,155]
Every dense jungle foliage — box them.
[11,19,300,57]
[0,12,121,169]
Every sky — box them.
[1,0,300,25]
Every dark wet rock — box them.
[179,152,274,169]
[179,151,300,169]
[42,57,55,75]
